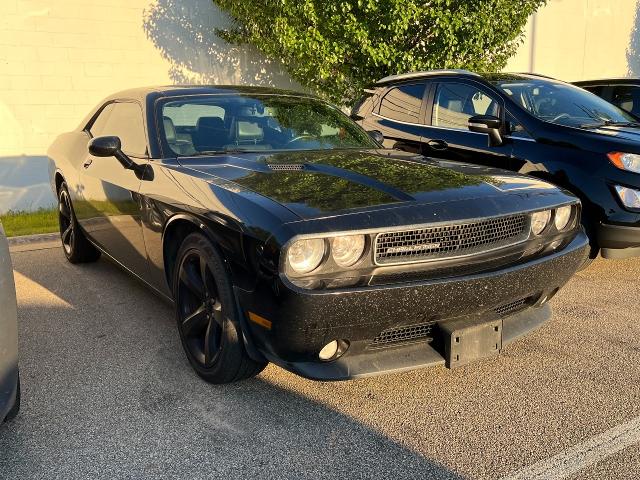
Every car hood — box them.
[177,149,560,220]
[576,124,640,143]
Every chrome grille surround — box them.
[374,214,529,266]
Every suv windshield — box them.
[161,95,377,155]
[492,78,636,128]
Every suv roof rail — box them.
[375,69,480,85]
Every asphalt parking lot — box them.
[1,239,640,479]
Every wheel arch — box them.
[161,213,241,293]
[54,170,65,195]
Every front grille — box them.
[374,214,528,265]
[267,163,305,171]
[369,322,435,348]
[493,297,531,317]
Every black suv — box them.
[574,78,640,117]
[353,70,640,260]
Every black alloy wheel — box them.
[174,233,266,383]
[177,250,224,367]
[57,182,101,263]
[58,188,75,256]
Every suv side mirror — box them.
[468,115,504,147]
[88,136,137,171]
[367,130,385,145]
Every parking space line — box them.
[501,416,640,480]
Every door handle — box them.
[83,158,93,169]
[427,139,448,151]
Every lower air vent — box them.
[493,297,531,317]
[267,163,305,171]
[369,322,435,348]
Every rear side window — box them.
[90,102,147,156]
[378,84,426,123]
[432,83,500,130]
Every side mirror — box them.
[468,115,504,147]
[88,136,137,171]
[88,135,121,157]
[367,130,385,145]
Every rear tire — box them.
[58,182,101,264]
[4,375,20,423]
[173,233,266,384]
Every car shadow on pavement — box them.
[0,250,466,479]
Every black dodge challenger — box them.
[48,86,589,383]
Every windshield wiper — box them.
[600,120,640,128]
[579,120,640,129]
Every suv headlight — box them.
[331,234,365,267]
[615,185,640,209]
[608,152,640,174]
[531,210,551,235]
[287,238,325,274]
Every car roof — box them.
[104,85,313,101]
[374,70,567,86]
[573,78,640,86]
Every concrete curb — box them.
[8,232,59,246]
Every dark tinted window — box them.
[433,83,500,130]
[378,84,426,123]
[90,102,147,156]
[611,86,640,115]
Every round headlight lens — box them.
[554,205,573,231]
[331,234,366,267]
[287,238,325,274]
[531,210,551,235]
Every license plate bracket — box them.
[442,318,503,368]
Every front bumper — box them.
[238,232,589,380]
[598,223,640,259]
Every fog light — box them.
[319,340,339,361]
[318,339,349,361]
[615,185,640,209]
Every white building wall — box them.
[506,0,640,80]
[1,0,640,212]
[0,0,299,212]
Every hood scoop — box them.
[266,163,305,171]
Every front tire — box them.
[58,182,100,264]
[173,233,266,384]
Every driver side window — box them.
[432,83,500,130]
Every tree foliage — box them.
[213,0,546,104]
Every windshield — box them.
[492,78,636,128]
[161,94,377,155]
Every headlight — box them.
[287,238,325,274]
[608,152,640,174]
[554,205,573,230]
[331,234,365,267]
[531,210,551,235]
[615,185,640,209]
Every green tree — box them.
[213,0,546,104]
